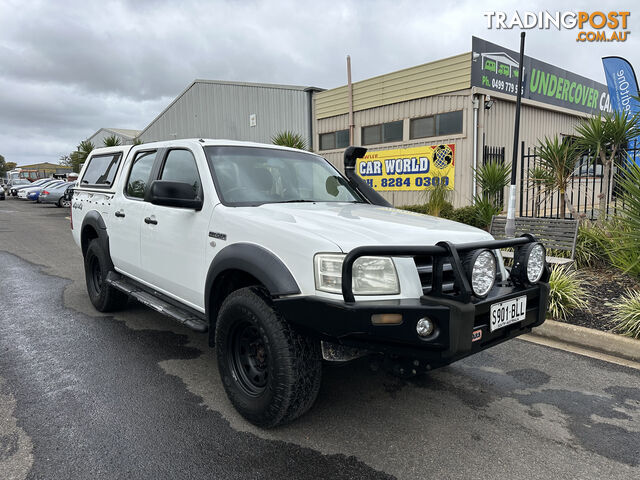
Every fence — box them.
[517,139,639,220]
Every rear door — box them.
[139,147,213,310]
[109,149,159,279]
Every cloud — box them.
[0,0,637,165]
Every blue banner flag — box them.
[602,56,640,165]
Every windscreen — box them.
[204,146,363,206]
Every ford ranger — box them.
[71,139,549,427]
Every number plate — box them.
[489,296,527,332]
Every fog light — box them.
[416,318,434,337]
[371,313,403,325]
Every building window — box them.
[361,121,403,145]
[319,129,350,150]
[410,110,463,139]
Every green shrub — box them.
[547,266,589,321]
[574,221,613,268]
[447,206,482,228]
[609,289,640,339]
[399,202,493,230]
[607,162,640,277]
[399,201,454,218]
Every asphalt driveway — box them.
[1,199,639,479]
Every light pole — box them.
[506,32,526,237]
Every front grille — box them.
[413,256,457,295]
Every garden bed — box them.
[559,266,640,333]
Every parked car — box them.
[26,181,66,202]
[18,180,61,199]
[40,182,74,207]
[72,141,550,428]
[0,187,5,200]
[8,179,33,196]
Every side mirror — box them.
[145,180,203,210]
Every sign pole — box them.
[505,32,526,237]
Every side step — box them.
[106,272,208,333]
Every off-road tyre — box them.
[84,239,128,312]
[215,287,322,428]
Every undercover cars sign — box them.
[471,36,612,115]
[357,145,455,192]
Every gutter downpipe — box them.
[347,55,355,145]
[472,95,479,204]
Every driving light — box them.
[416,318,435,337]
[465,249,496,298]
[314,254,400,295]
[511,242,546,286]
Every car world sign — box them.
[356,145,455,191]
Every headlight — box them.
[512,242,546,286]
[314,254,400,295]
[465,249,496,297]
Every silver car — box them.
[39,181,73,207]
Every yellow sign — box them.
[356,145,456,191]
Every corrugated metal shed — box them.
[315,53,472,119]
[138,80,323,148]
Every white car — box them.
[71,139,550,427]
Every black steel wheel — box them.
[84,239,128,312]
[215,287,322,428]
[228,321,269,396]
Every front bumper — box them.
[275,282,548,367]
[276,235,550,368]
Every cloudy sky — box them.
[1,0,638,166]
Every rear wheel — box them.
[215,287,322,428]
[84,239,128,312]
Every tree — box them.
[271,131,307,150]
[575,111,640,221]
[537,136,580,219]
[103,134,121,147]
[133,138,143,145]
[0,154,6,175]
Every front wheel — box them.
[84,239,128,312]
[215,287,322,428]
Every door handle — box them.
[144,216,158,225]
[115,210,125,218]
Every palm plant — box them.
[536,136,579,218]
[422,175,451,217]
[103,134,122,147]
[474,160,510,209]
[575,111,640,222]
[272,131,307,150]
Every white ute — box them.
[71,139,550,427]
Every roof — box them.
[17,162,71,169]
[87,127,141,141]
[105,128,141,138]
[138,79,324,138]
